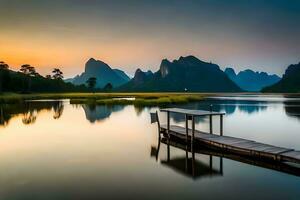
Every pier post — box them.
[185,114,189,170]
[209,105,213,134]
[185,114,189,143]
[167,139,170,162]
[191,122,195,178]
[191,116,195,153]
[209,115,213,134]
[167,111,170,139]
[220,157,223,175]
[209,155,213,171]
[220,115,223,136]
[185,148,188,173]
[192,146,195,177]
[167,111,170,162]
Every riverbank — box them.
[0,93,205,105]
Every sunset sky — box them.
[0,0,299,78]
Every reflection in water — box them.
[0,96,300,199]
[0,101,65,126]
[284,101,300,120]
[168,99,268,123]
[152,136,300,178]
[166,96,300,123]
[82,104,125,123]
[81,104,154,123]
[22,110,37,125]
[53,101,64,119]
[1,101,149,126]
[2,96,300,127]
[0,106,6,126]
[134,106,144,116]
[151,137,223,180]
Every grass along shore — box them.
[0,93,206,105]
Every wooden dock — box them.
[151,108,300,165]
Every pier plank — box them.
[281,151,300,159]
[160,108,225,116]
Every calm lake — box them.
[0,95,300,200]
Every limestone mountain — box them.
[262,62,300,92]
[118,56,241,92]
[225,68,281,92]
[113,69,131,82]
[70,58,130,88]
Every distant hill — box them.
[118,56,241,92]
[224,68,281,92]
[70,58,130,88]
[262,62,300,93]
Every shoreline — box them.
[1,92,299,105]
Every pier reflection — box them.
[151,136,300,178]
[151,137,223,180]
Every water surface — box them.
[0,95,300,200]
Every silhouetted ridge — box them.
[118,55,241,92]
[225,67,281,92]
[70,58,130,88]
[262,62,300,92]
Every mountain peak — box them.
[133,68,148,84]
[178,55,199,62]
[84,58,111,74]
[135,68,143,74]
[262,62,300,92]
[225,67,281,91]
[160,59,171,78]
[87,58,96,63]
[161,58,171,65]
[71,58,130,88]
[225,67,236,75]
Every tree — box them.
[19,64,37,92]
[45,75,52,79]
[103,83,113,91]
[20,64,37,76]
[0,61,9,93]
[52,68,63,80]
[86,77,97,92]
[0,61,9,70]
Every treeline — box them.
[0,61,88,93]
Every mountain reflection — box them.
[284,101,300,120]
[0,101,65,126]
[82,104,125,123]
[168,99,268,123]
[2,97,299,127]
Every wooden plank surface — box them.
[160,108,225,116]
[281,151,300,159]
[160,124,300,164]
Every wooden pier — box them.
[150,108,300,166]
